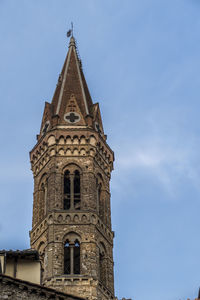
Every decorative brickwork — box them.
[30,36,115,300]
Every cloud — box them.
[113,135,200,199]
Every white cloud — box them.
[113,137,200,198]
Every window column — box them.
[70,243,74,275]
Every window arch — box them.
[63,167,81,210]
[74,170,80,210]
[64,233,80,275]
[64,240,70,274]
[40,183,45,208]
[96,179,102,214]
[37,241,46,279]
[64,170,70,210]
[74,240,80,274]
[38,175,48,221]
[99,242,107,287]
[96,174,104,219]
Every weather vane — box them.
[67,22,74,38]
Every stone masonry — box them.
[29,36,115,300]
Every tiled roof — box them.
[0,249,39,259]
[51,36,93,118]
[0,274,85,300]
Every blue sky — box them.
[1,1,200,299]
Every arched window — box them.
[74,171,80,210]
[74,240,80,274]
[99,252,105,282]
[97,181,102,214]
[99,242,107,287]
[40,183,45,218]
[38,176,48,222]
[63,169,81,210]
[64,236,80,275]
[64,171,70,210]
[64,240,70,274]
[38,242,46,280]
[96,174,104,220]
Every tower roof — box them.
[51,36,93,120]
[38,36,106,141]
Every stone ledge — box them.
[31,211,114,245]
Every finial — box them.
[66,22,74,38]
[67,22,76,48]
[71,22,74,37]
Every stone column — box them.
[70,244,74,275]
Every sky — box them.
[0,0,200,299]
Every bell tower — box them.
[29,36,115,300]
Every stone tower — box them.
[29,36,115,300]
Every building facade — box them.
[0,250,40,285]
[29,36,115,300]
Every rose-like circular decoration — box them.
[64,112,80,124]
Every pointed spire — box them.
[69,36,76,48]
[51,35,93,124]
[38,35,106,140]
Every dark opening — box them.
[74,240,80,274]
[64,170,70,210]
[64,241,70,274]
[74,171,80,210]
[41,183,45,199]
[99,249,106,286]
[99,252,104,282]
[97,183,101,204]
[39,183,45,220]
[96,180,99,202]
[97,182,104,219]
